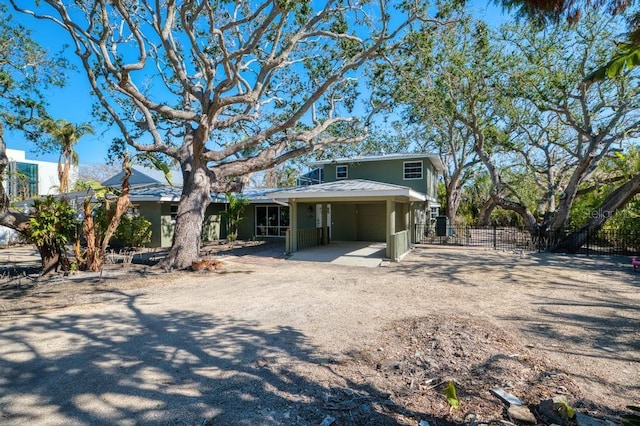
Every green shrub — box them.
[26,196,77,248]
[112,213,152,249]
[94,205,152,250]
[25,196,78,272]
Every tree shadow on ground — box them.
[0,292,434,425]
[390,246,638,288]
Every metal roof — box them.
[102,165,184,187]
[271,179,429,202]
[127,184,287,203]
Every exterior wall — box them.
[136,202,163,248]
[136,201,224,248]
[331,203,357,241]
[202,204,224,242]
[322,158,438,199]
[297,202,317,230]
[395,202,408,232]
[236,204,255,240]
[32,160,62,195]
[356,203,386,242]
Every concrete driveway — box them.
[286,241,387,267]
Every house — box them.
[271,153,442,261]
[103,165,286,248]
[106,153,442,261]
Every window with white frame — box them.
[430,206,440,220]
[403,161,423,180]
[255,205,290,237]
[336,165,348,179]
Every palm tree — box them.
[44,119,94,193]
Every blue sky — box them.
[6,1,511,166]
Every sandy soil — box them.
[0,244,638,425]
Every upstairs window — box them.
[403,161,423,180]
[336,165,348,179]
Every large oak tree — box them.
[13,0,431,269]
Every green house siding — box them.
[322,158,438,200]
[159,203,177,248]
[202,204,224,242]
[332,203,357,241]
[297,203,317,230]
[136,202,163,248]
[356,203,386,242]
[236,205,255,240]
[135,202,224,248]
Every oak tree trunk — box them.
[446,185,462,227]
[553,172,640,253]
[478,198,495,226]
[159,164,212,270]
[38,242,71,275]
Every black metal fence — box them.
[416,225,640,256]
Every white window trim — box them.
[403,160,423,180]
[336,165,348,179]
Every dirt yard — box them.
[0,243,638,425]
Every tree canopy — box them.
[11,0,432,268]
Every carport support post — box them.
[290,201,298,252]
[404,202,410,233]
[386,200,396,258]
[321,203,329,245]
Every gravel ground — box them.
[0,244,638,425]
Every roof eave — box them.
[273,189,427,202]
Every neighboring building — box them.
[110,153,442,262]
[5,148,70,201]
[102,164,183,188]
[0,148,77,245]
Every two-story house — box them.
[102,153,442,261]
[269,153,443,261]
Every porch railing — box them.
[390,229,410,261]
[285,227,330,253]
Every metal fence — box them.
[416,225,640,256]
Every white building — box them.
[5,148,77,200]
[1,148,78,244]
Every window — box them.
[430,206,440,220]
[255,205,289,237]
[8,161,38,201]
[403,161,423,180]
[170,205,179,222]
[336,165,348,179]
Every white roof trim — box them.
[273,188,427,202]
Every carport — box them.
[287,241,387,267]
[271,179,427,261]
